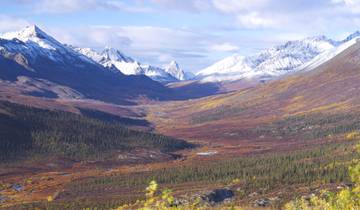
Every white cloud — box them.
[13,0,152,13]
[35,0,96,13]
[150,0,211,12]
[210,43,239,52]
[3,0,360,72]
[212,0,269,13]
[0,15,31,33]
[332,0,360,5]
[157,53,174,62]
[332,0,360,13]
[46,25,213,71]
[236,12,275,28]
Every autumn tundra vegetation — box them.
[2,13,360,210]
[113,143,360,210]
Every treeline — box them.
[73,142,357,190]
[55,141,358,209]
[254,112,360,140]
[17,143,360,210]
[19,142,358,210]
[0,101,194,161]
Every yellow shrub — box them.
[285,143,360,210]
[345,131,360,141]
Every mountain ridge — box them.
[196,32,360,83]
[0,25,182,104]
[74,46,189,83]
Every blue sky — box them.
[0,0,360,72]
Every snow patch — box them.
[197,151,218,156]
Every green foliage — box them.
[76,142,355,187]
[0,101,194,161]
[116,180,243,210]
[118,142,360,209]
[57,142,358,209]
[285,143,360,210]
[255,112,360,140]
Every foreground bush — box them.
[285,144,360,210]
[116,143,359,210]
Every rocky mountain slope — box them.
[149,38,360,145]
[74,47,188,83]
[196,33,360,82]
[0,25,182,104]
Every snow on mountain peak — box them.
[169,60,179,67]
[0,25,84,63]
[343,31,360,43]
[298,31,360,72]
[18,25,47,39]
[101,47,134,63]
[1,25,60,47]
[196,35,340,82]
[165,60,186,80]
[74,46,181,82]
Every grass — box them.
[18,141,356,209]
[253,112,360,140]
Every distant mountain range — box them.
[0,25,191,83]
[0,25,182,104]
[73,46,191,82]
[151,33,360,145]
[1,25,360,106]
[196,32,360,82]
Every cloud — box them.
[212,0,269,13]
[9,0,153,13]
[332,0,360,5]
[3,0,360,72]
[150,0,211,12]
[0,15,31,33]
[236,12,275,28]
[332,0,360,13]
[46,25,214,71]
[210,43,239,52]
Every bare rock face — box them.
[14,53,33,71]
[0,48,33,71]
[173,188,234,207]
[201,188,234,204]
[255,198,271,207]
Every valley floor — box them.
[1,86,360,209]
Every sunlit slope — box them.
[148,41,360,145]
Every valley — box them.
[0,24,360,210]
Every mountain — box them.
[298,32,360,71]
[196,34,358,82]
[149,36,360,145]
[0,25,177,104]
[74,47,186,83]
[0,25,96,67]
[165,60,188,80]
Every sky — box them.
[0,0,360,72]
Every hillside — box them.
[0,26,194,105]
[74,47,187,83]
[195,33,359,83]
[0,100,194,162]
[148,39,360,148]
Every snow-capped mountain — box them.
[298,32,360,71]
[196,35,354,82]
[74,47,188,83]
[0,25,189,83]
[0,25,177,104]
[165,61,187,80]
[0,25,95,66]
[75,47,143,75]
